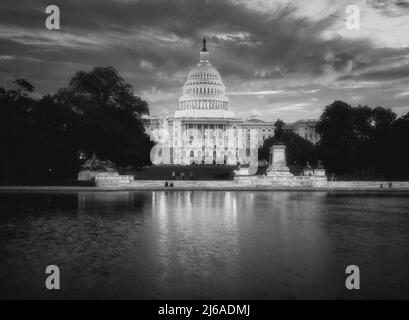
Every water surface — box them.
[0,191,408,299]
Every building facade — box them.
[144,39,319,165]
[286,119,320,145]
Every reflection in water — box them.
[151,191,240,298]
[0,191,408,299]
[78,191,149,213]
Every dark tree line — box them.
[259,101,409,179]
[0,67,153,184]
[316,100,409,179]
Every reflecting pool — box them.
[0,191,408,299]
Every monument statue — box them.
[303,160,313,176]
[265,144,295,179]
[81,153,116,172]
[313,160,326,177]
[78,153,118,181]
[234,142,328,187]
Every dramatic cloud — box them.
[367,0,409,16]
[0,0,408,121]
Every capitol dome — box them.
[175,38,233,118]
[185,61,223,87]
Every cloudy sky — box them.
[1,0,409,122]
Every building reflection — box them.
[78,191,150,215]
[76,190,329,298]
[151,191,241,297]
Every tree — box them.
[388,112,409,178]
[316,100,406,179]
[369,107,397,176]
[53,66,153,168]
[316,101,355,174]
[64,66,149,115]
[0,68,153,184]
[316,101,375,175]
[27,94,80,181]
[13,79,34,94]
[0,79,37,181]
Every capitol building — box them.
[145,39,319,165]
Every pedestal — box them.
[303,168,313,176]
[262,144,297,186]
[313,168,326,177]
[265,144,294,177]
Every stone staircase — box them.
[94,173,135,186]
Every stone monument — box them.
[233,164,251,176]
[234,143,328,187]
[265,144,294,178]
[303,161,313,176]
[78,153,117,181]
[78,154,135,186]
[313,160,326,177]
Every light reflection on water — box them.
[0,191,408,299]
